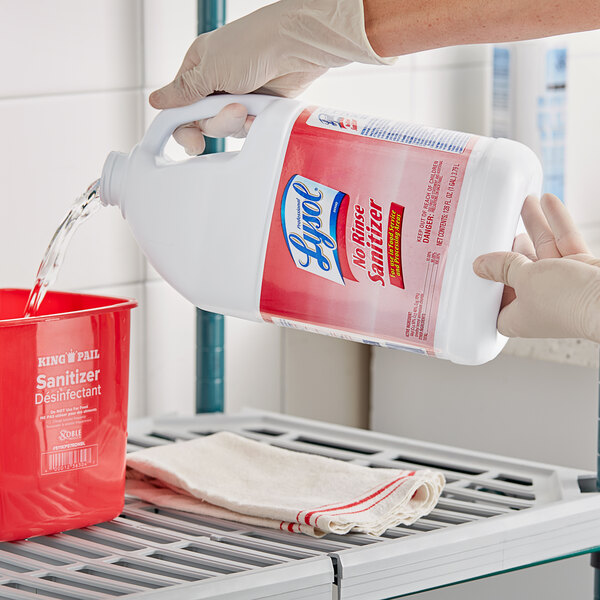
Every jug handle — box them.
[139,94,279,157]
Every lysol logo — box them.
[281,175,346,285]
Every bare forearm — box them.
[364,0,600,57]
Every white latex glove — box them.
[473,194,600,342]
[149,0,394,154]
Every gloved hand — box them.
[473,194,600,342]
[149,0,394,154]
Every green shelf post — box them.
[196,0,226,414]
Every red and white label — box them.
[35,347,101,475]
[260,107,476,354]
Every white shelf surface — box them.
[1,411,599,599]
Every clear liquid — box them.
[24,179,102,317]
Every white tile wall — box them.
[225,317,283,414]
[373,350,598,468]
[0,0,143,98]
[412,65,491,134]
[144,280,196,417]
[564,28,600,58]
[300,68,412,120]
[282,329,370,428]
[142,0,198,90]
[412,44,491,69]
[565,46,600,226]
[0,91,144,290]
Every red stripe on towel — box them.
[296,477,397,523]
[322,477,419,522]
[303,472,416,525]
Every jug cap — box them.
[100,151,128,211]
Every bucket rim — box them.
[0,288,138,326]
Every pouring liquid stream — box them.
[24,179,102,317]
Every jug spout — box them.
[100,151,128,209]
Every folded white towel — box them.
[126,431,445,537]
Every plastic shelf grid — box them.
[1,411,600,599]
[0,509,332,600]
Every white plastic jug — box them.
[100,94,542,365]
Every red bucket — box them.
[0,288,137,541]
